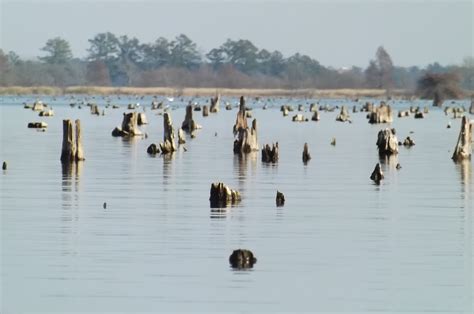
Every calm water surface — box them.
[1,95,473,313]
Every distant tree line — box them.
[0,33,472,92]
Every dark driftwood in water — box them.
[137,113,148,125]
[147,143,159,155]
[336,106,351,122]
[452,116,472,161]
[160,112,176,154]
[178,128,186,144]
[27,122,48,128]
[229,249,257,269]
[261,143,279,163]
[209,182,241,208]
[233,97,258,154]
[376,128,399,155]
[311,111,320,121]
[368,102,393,124]
[276,191,285,207]
[370,163,384,182]
[302,143,311,163]
[181,105,200,132]
[2,161,7,170]
[112,112,142,137]
[210,95,220,113]
[202,105,209,117]
[61,119,85,163]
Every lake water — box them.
[1,95,473,313]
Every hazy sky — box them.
[1,0,472,68]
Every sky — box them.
[0,0,472,68]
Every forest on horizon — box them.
[0,33,473,92]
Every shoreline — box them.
[0,86,415,99]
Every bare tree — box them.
[416,72,463,106]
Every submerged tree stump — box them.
[261,143,279,163]
[90,104,100,115]
[376,128,399,155]
[159,112,177,154]
[202,105,209,117]
[233,97,258,154]
[2,161,7,170]
[210,95,220,113]
[452,116,473,161]
[310,103,318,112]
[60,119,85,163]
[311,110,320,121]
[276,191,285,207]
[111,112,142,137]
[181,104,200,132]
[302,143,311,163]
[147,143,159,155]
[209,182,241,208]
[292,114,307,122]
[336,106,351,122]
[229,249,257,269]
[402,136,415,147]
[370,163,384,183]
[398,110,410,118]
[368,102,393,123]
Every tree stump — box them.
[111,112,142,137]
[336,106,351,122]
[137,113,148,125]
[470,99,474,114]
[209,182,241,208]
[210,95,220,113]
[159,112,176,154]
[60,119,85,163]
[233,97,258,154]
[147,143,159,155]
[311,110,320,121]
[178,128,186,144]
[368,102,393,124]
[202,105,209,117]
[302,143,311,163]
[402,136,415,147]
[181,104,200,132]
[90,104,100,115]
[276,191,285,207]
[261,143,279,163]
[370,163,384,183]
[376,128,398,155]
[2,161,7,170]
[452,116,472,161]
[229,249,257,269]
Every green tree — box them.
[169,34,201,69]
[39,37,73,64]
[206,48,225,69]
[87,32,119,61]
[221,39,259,73]
[142,37,171,69]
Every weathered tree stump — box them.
[310,103,318,112]
[368,102,393,124]
[90,104,100,115]
[209,182,241,208]
[137,113,148,125]
[151,101,162,110]
[292,114,307,122]
[452,116,473,161]
[229,249,257,269]
[414,112,424,119]
[111,112,142,137]
[181,104,201,132]
[311,110,320,121]
[39,109,54,117]
[370,163,384,183]
[60,119,85,163]
[362,102,373,112]
[261,143,279,163]
[398,110,410,118]
[276,191,285,207]
[226,103,232,110]
[233,97,258,154]
[302,143,311,163]
[178,128,186,144]
[376,128,399,155]
[27,122,48,128]
[210,95,220,113]
[159,112,177,154]
[470,99,474,114]
[298,104,304,111]
[336,106,351,122]
[353,105,358,113]
[193,105,201,111]
[32,101,44,111]
[147,143,159,155]
[402,136,415,147]
[203,105,209,117]
[330,137,336,146]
